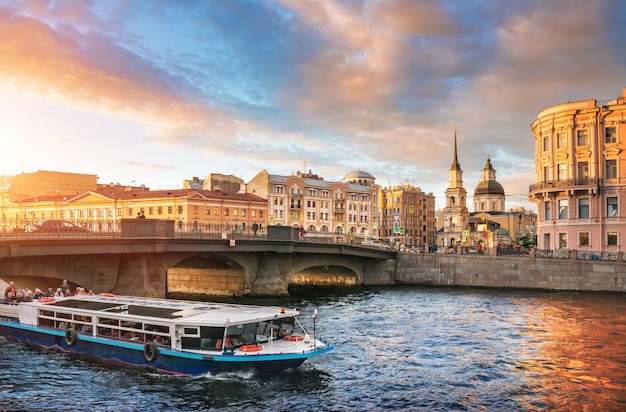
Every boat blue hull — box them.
[0,320,332,376]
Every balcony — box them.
[528,178,600,201]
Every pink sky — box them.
[1,0,625,210]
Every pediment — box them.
[603,147,621,157]
[66,191,115,203]
[575,149,592,161]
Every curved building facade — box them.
[529,87,626,252]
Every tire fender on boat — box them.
[143,342,159,362]
[65,328,78,346]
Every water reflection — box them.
[1,287,626,411]
[515,293,626,410]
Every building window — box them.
[605,126,617,143]
[252,210,256,217]
[557,132,566,148]
[579,232,589,247]
[558,163,567,181]
[577,162,589,179]
[607,231,618,246]
[558,199,568,219]
[543,135,550,151]
[578,198,589,218]
[157,207,163,215]
[607,197,618,217]
[543,166,550,182]
[214,208,219,215]
[168,206,173,214]
[224,208,229,216]
[559,233,567,248]
[606,159,617,178]
[577,130,588,146]
[233,209,238,217]
[177,206,183,214]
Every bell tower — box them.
[441,128,469,248]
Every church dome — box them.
[474,180,505,195]
[344,170,375,185]
[474,158,505,196]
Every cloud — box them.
[1,0,625,211]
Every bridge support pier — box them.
[251,254,290,296]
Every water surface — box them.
[1,287,625,411]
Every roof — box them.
[343,170,375,181]
[474,180,505,195]
[30,295,298,326]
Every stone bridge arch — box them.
[286,254,364,288]
[166,253,258,296]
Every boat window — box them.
[98,327,119,339]
[256,321,280,342]
[181,326,224,351]
[183,327,198,336]
[121,321,142,330]
[200,326,225,351]
[278,317,296,337]
[225,323,257,345]
[98,317,119,326]
[145,324,169,334]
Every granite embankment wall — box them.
[393,254,626,293]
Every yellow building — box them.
[0,170,267,234]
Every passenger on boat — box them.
[59,279,70,294]
[54,288,64,297]
[152,336,166,346]
[16,291,32,303]
[45,288,55,297]
[3,291,17,304]
[4,281,16,297]
[33,288,45,300]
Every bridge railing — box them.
[0,219,355,244]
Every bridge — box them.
[0,220,396,297]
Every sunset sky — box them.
[1,0,625,210]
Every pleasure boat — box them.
[0,294,332,376]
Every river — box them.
[1,286,625,411]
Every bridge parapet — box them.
[121,218,175,237]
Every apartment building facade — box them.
[529,87,626,251]
[0,170,267,234]
[379,184,436,249]
[246,169,379,242]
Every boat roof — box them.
[29,295,299,326]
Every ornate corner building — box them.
[529,87,626,252]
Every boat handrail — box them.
[0,302,20,319]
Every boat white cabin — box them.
[0,294,332,376]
